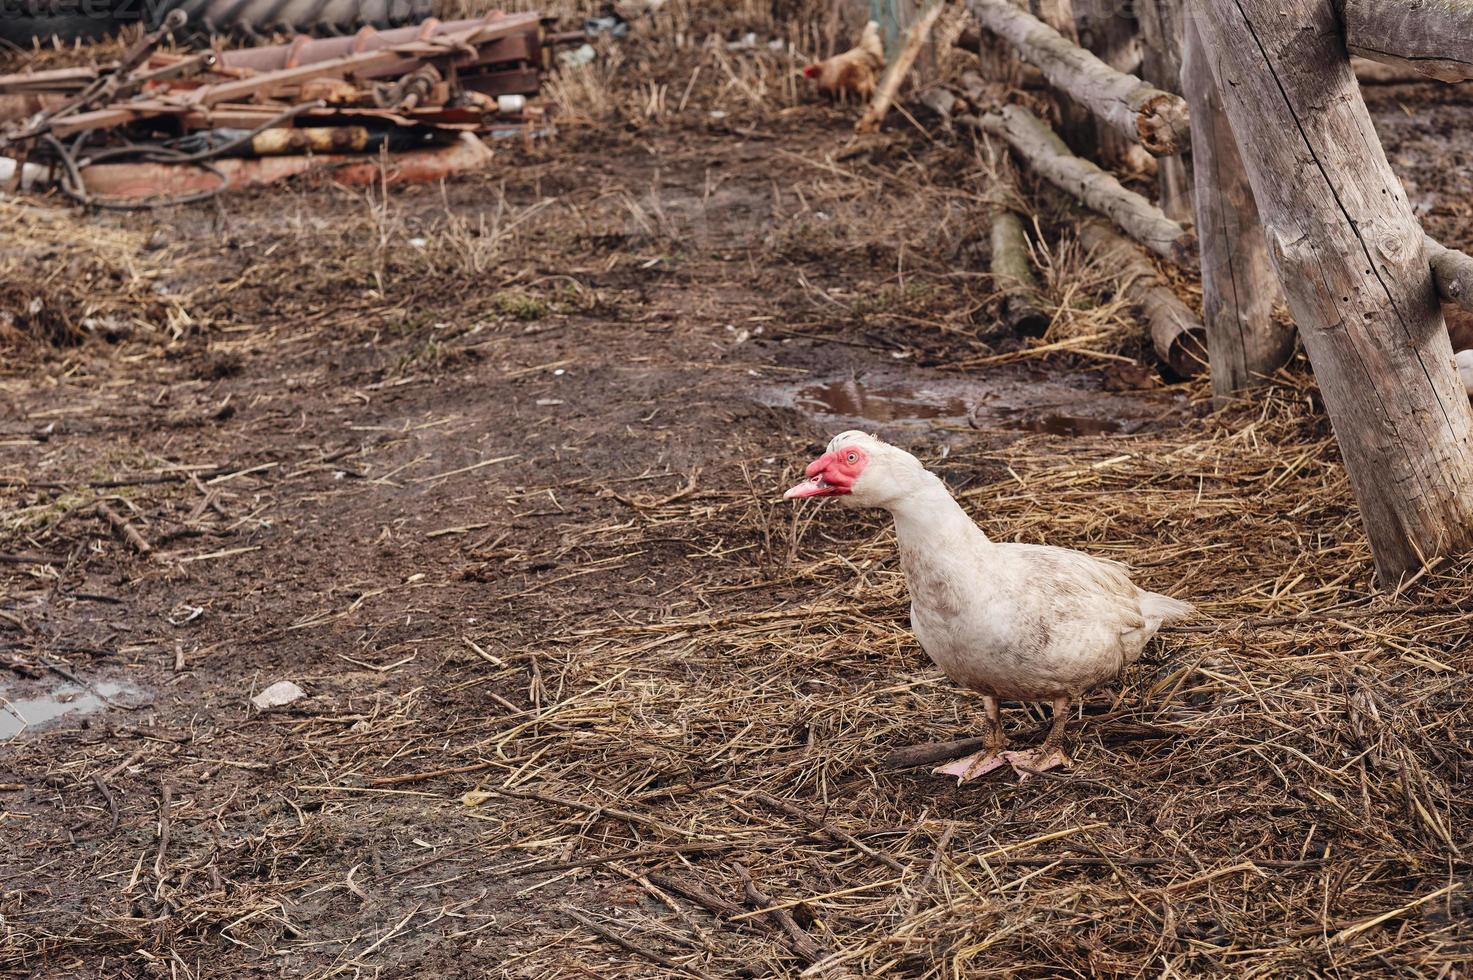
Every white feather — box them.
[1455,349,1473,396]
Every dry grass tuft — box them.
[0,200,196,353]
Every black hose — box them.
[82,100,326,166]
[42,100,325,211]
[44,134,229,211]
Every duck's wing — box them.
[1005,543,1147,639]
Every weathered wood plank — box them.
[1182,13,1294,400]
[1194,0,1473,579]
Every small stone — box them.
[251,681,306,711]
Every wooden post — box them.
[1192,0,1473,580]
[1070,0,1142,167]
[1181,14,1294,401]
[1134,0,1191,221]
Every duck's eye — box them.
[845,452,858,464]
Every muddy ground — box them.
[2,56,1472,979]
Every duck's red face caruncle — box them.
[784,445,868,499]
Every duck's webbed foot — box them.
[932,696,1008,784]
[933,747,1009,783]
[1002,745,1072,780]
[1007,695,1073,781]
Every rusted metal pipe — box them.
[77,131,493,199]
[217,14,538,74]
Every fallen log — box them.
[1195,0,1473,581]
[1078,219,1207,377]
[990,207,1050,335]
[1427,236,1473,311]
[961,103,1196,266]
[1182,14,1295,400]
[964,0,1190,154]
[1343,0,1473,83]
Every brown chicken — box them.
[803,21,885,101]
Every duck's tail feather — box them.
[1139,590,1195,627]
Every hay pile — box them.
[3,379,1468,974]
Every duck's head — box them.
[783,430,932,510]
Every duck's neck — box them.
[886,473,990,560]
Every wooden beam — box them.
[965,0,1189,154]
[1079,219,1207,377]
[1427,236,1473,311]
[1343,0,1473,83]
[1193,0,1473,580]
[1182,13,1294,401]
[962,102,1196,265]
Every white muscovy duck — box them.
[1456,349,1473,396]
[784,430,1194,782]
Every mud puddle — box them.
[780,373,1179,434]
[0,678,140,742]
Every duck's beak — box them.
[784,474,841,499]
[784,451,846,499]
